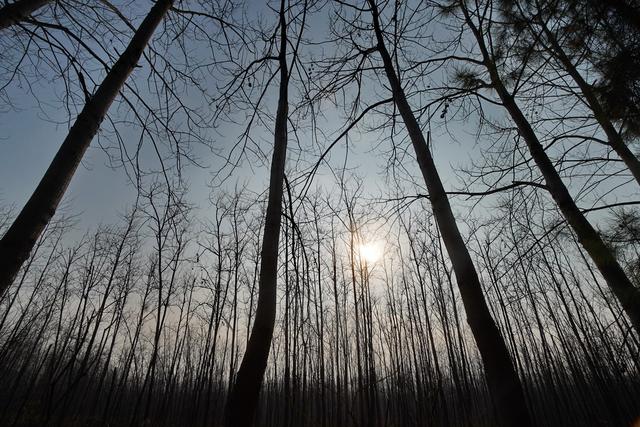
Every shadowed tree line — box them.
[0,186,638,427]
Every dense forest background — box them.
[0,0,639,426]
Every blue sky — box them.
[1,0,635,242]
[0,1,437,230]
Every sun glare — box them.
[359,241,383,264]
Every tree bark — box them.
[0,0,174,299]
[367,2,532,426]
[224,0,289,425]
[0,0,50,30]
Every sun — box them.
[359,241,383,264]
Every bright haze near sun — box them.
[358,241,384,264]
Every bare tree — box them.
[499,0,640,186]
[224,0,298,424]
[1,1,640,426]
[0,0,175,300]
[454,0,640,335]
[361,2,532,425]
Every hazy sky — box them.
[1,0,632,240]
[0,0,477,236]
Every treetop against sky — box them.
[2,0,633,235]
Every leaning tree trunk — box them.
[0,0,174,299]
[540,24,640,187]
[462,6,640,336]
[224,0,289,426]
[0,0,50,30]
[367,2,532,426]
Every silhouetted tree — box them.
[224,0,298,425]
[365,1,532,425]
[0,0,175,300]
[449,0,640,336]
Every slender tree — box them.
[456,0,640,335]
[224,0,294,424]
[500,0,640,186]
[365,1,532,426]
[0,0,174,300]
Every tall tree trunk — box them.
[461,5,640,335]
[540,23,640,186]
[0,0,50,30]
[367,2,532,426]
[0,0,174,299]
[224,0,289,425]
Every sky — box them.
[0,0,634,243]
[1,81,139,227]
[0,1,468,233]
